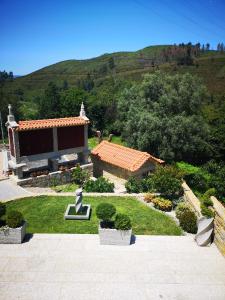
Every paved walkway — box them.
[0,234,224,300]
[0,179,32,202]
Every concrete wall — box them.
[15,163,93,187]
[211,196,225,257]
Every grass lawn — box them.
[88,136,126,150]
[51,183,79,192]
[5,196,182,235]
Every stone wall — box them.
[182,182,225,257]
[211,196,225,257]
[182,181,202,217]
[15,163,93,187]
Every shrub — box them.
[84,177,114,193]
[6,210,24,228]
[184,173,208,193]
[151,197,173,212]
[144,193,155,203]
[125,177,142,193]
[175,203,197,233]
[72,164,89,186]
[115,213,132,230]
[96,203,116,222]
[0,202,6,218]
[150,166,182,198]
[201,188,215,214]
[200,204,214,218]
[202,198,213,207]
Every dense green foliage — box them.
[6,210,24,228]
[125,177,143,193]
[177,160,225,204]
[84,177,114,193]
[125,166,182,198]
[96,203,116,224]
[118,71,212,163]
[5,196,182,235]
[200,204,214,218]
[0,202,6,218]
[149,166,182,198]
[71,165,89,186]
[176,203,197,233]
[114,213,132,230]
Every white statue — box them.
[75,188,83,213]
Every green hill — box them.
[3,45,225,98]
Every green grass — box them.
[5,196,182,235]
[51,183,79,193]
[88,136,126,150]
[176,161,201,174]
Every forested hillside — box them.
[1,43,225,164]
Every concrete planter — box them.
[98,224,132,246]
[0,222,26,244]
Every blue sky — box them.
[1,0,225,75]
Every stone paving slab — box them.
[0,234,224,299]
[0,179,33,202]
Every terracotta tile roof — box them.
[16,117,89,131]
[91,141,164,172]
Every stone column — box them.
[53,127,58,152]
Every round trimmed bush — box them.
[96,203,116,222]
[6,210,24,228]
[175,203,197,233]
[115,213,132,230]
[0,202,6,218]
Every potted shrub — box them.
[96,203,132,245]
[0,208,26,244]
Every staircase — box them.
[195,217,214,247]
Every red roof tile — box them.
[91,141,164,172]
[16,117,89,131]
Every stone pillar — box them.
[53,127,58,152]
[12,129,21,164]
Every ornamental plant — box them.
[71,164,89,186]
[151,197,173,212]
[6,210,24,228]
[96,203,116,227]
[114,213,132,230]
[175,202,197,233]
[84,177,114,193]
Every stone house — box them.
[91,141,164,180]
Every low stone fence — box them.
[211,196,225,256]
[14,163,93,187]
[182,181,202,217]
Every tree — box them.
[39,82,61,118]
[117,71,212,163]
[59,87,87,117]
[108,57,115,70]
[206,43,210,51]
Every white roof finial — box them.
[8,104,12,115]
[80,102,86,117]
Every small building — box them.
[6,103,90,179]
[91,141,164,179]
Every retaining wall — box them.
[211,196,225,256]
[182,182,202,217]
[182,181,225,257]
[14,163,93,187]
